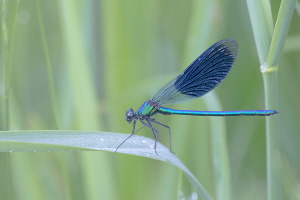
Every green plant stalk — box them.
[263,69,280,200]
[0,1,19,199]
[246,0,273,64]
[263,1,296,200]
[267,0,296,67]
[205,93,230,200]
[59,1,100,130]
[248,0,296,199]
[246,0,277,199]
[36,0,60,129]
[181,1,231,199]
[296,1,300,15]
[1,0,19,130]
[1,0,8,130]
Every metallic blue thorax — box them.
[136,100,159,117]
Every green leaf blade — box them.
[0,130,212,200]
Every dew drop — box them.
[178,191,186,200]
[188,192,198,200]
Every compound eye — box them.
[125,108,134,123]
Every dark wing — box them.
[151,38,238,105]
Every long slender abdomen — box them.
[158,107,278,116]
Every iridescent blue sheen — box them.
[117,38,278,153]
[157,107,278,116]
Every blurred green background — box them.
[0,0,299,200]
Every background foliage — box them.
[0,0,299,199]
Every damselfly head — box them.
[125,108,135,123]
